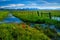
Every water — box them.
[52,17,60,21]
[30,16,60,32]
[56,29,60,33]
[0,14,60,32]
[0,14,23,23]
[1,14,60,24]
[52,17,60,33]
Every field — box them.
[0,10,9,21]
[12,10,60,24]
[0,10,60,40]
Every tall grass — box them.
[0,23,50,40]
[0,11,9,20]
[12,10,60,24]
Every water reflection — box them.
[0,14,60,32]
[52,17,60,21]
[0,14,23,23]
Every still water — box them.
[0,14,60,23]
[0,14,60,32]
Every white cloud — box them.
[41,0,59,5]
[24,6,60,9]
[38,6,60,9]
[0,5,60,9]
[9,4,25,7]
[0,2,60,9]
[0,0,10,1]
[25,0,60,7]
[0,4,25,8]
[31,3,37,6]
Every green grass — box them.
[38,10,60,17]
[0,10,60,40]
[0,23,51,40]
[0,10,9,20]
[12,10,60,24]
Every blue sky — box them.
[0,0,60,9]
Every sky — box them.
[0,0,60,9]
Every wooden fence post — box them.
[37,11,39,16]
[49,12,51,19]
[41,12,43,17]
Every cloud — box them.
[25,0,60,7]
[9,4,25,7]
[0,0,10,2]
[0,0,60,9]
[23,5,60,9]
[0,4,25,8]
[0,3,60,9]
[38,6,60,9]
[44,1,58,4]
